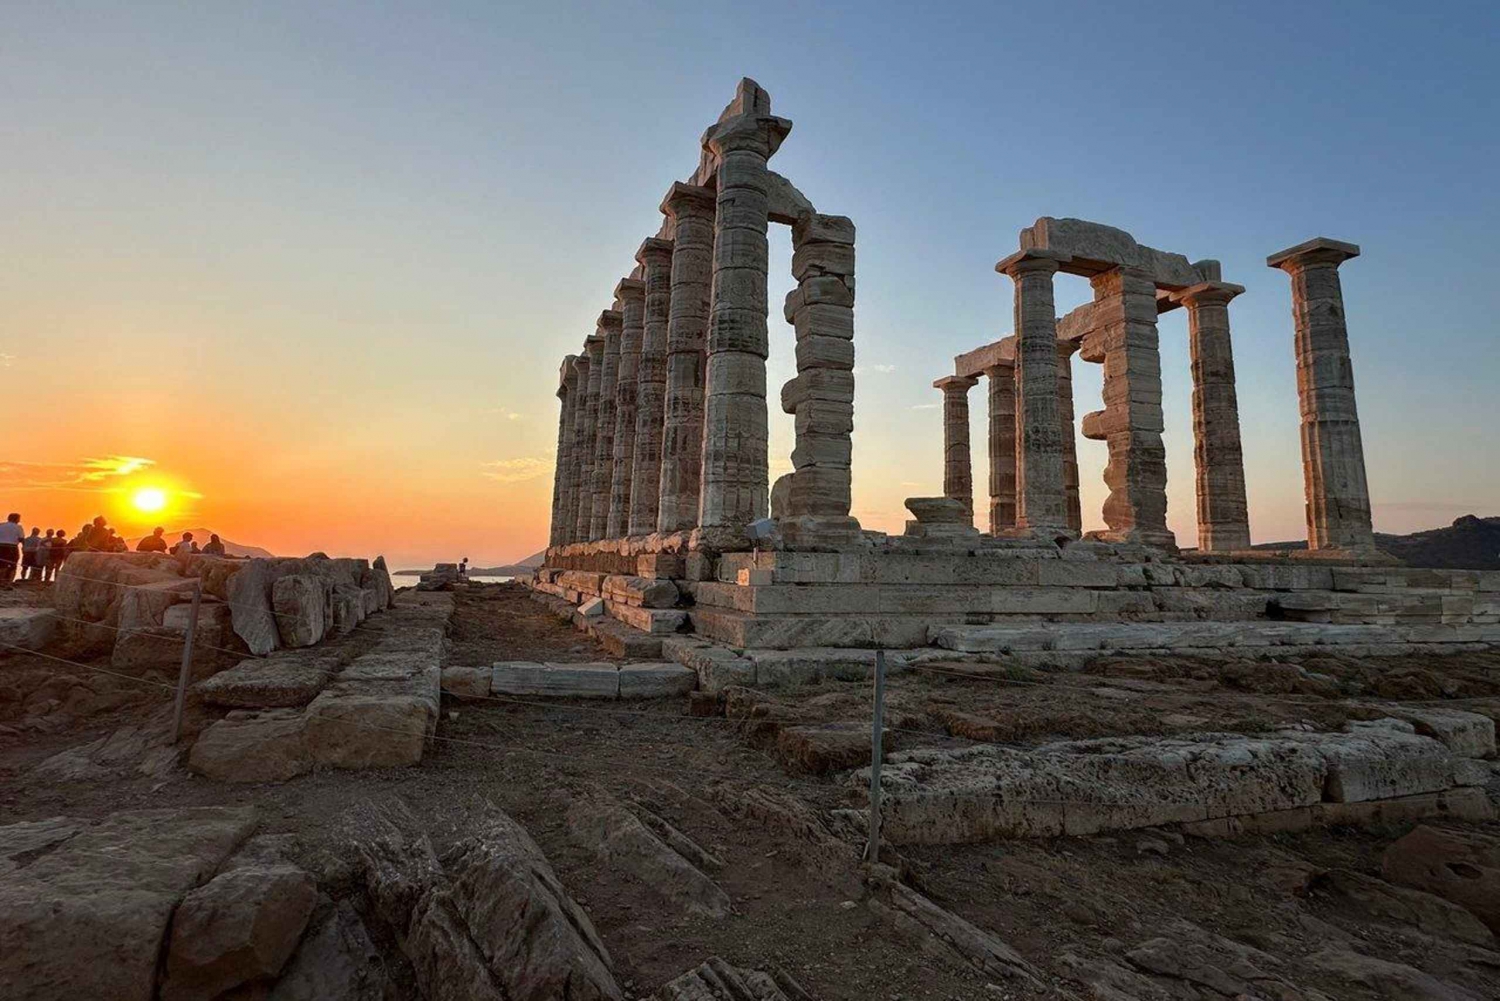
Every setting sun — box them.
[132,487,167,513]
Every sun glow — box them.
[132,487,168,513]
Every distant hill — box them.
[1254,515,1500,569]
[394,550,546,577]
[124,528,273,558]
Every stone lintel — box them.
[995,247,1070,277]
[933,374,978,392]
[1056,302,1096,343]
[954,340,1013,378]
[1267,237,1361,271]
[1168,281,1246,307]
[660,181,716,219]
[635,236,674,265]
[767,171,816,226]
[614,277,646,301]
[1018,216,1204,288]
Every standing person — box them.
[0,514,23,585]
[201,533,226,556]
[83,516,108,551]
[21,528,43,582]
[173,531,197,555]
[45,528,68,582]
[137,527,169,553]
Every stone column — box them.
[572,338,601,542]
[1268,237,1373,551]
[1173,281,1251,551]
[629,238,673,537]
[697,109,791,544]
[589,310,622,541]
[1056,341,1082,532]
[657,183,716,534]
[559,354,587,544]
[1083,266,1174,548]
[995,250,1069,532]
[934,376,977,525]
[780,212,859,545]
[548,356,579,547]
[608,279,646,539]
[985,363,1016,534]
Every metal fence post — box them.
[171,580,203,742]
[864,648,886,863]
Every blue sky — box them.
[3,1,1496,562]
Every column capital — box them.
[995,248,1069,279]
[1169,281,1246,308]
[660,181,716,220]
[1267,237,1360,272]
[635,237,674,267]
[704,113,793,158]
[582,334,603,358]
[1055,339,1080,359]
[933,375,978,393]
[613,278,646,302]
[559,354,579,394]
[596,311,622,336]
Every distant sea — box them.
[390,573,513,586]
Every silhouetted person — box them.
[45,528,68,581]
[137,527,169,553]
[173,531,198,555]
[83,516,108,551]
[21,528,43,581]
[459,557,469,576]
[201,534,226,556]
[0,514,23,585]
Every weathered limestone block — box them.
[196,656,332,709]
[618,662,697,698]
[653,957,813,1001]
[161,864,317,1001]
[661,637,756,693]
[566,795,729,918]
[0,607,58,651]
[303,692,430,771]
[491,662,621,699]
[442,666,492,700]
[0,806,258,1001]
[189,710,312,782]
[602,574,679,608]
[1283,727,1455,803]
[1362,706,1496,759]
[272,574,331,649]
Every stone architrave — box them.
[1056,341,1082,532]
[1268,238,1374,551]
[1083,266,1175,549]
[548,357,579,547]
[657,184,716,533]
[629,239,673,536]
[697,105,791,545]
[1174,281,1251,551]
[934,376,977,525]
[608,278,646,539]
[589,311,622,541]
[571,341,600,542]
[996,250,1069,532]
[985,363,1016,534]
[781,212,859,543]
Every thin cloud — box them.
[873,363,897,374]
[0,456,156,491]
[0,353,15,368]
[481,457,549,483]
[909,403,939,410]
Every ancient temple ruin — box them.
[533,79,1490,662]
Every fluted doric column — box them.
[1268,237,1373,551]
[985,363,1016,534]
[934,376,977,524]
[697,108,791,545]
[589,310,622,541]
[1056,340,1082,532]
[1173,281,1251,551]
[630,238,673,536]
[549,356,579,547]
[657,183,716,533]
[608,279,645,539]
[996,250,1069,532]
[572,337,601,542]
[1082,266,1174,548]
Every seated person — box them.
[201,534,226,556]
[137,527,169,552]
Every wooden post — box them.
[171,580,202,742]
[864,648,886,863]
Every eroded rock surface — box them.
[567,794,730,918]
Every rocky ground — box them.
[3,580,1500,999]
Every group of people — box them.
[0,513,228,586]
